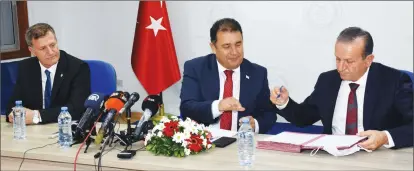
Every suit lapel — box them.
[363,63,379,129]
[238,60,250,119]
[205,54,220,100]
[32,60,43,109]
[51,51,67,102]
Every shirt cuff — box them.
[383,131,395,148]
[211,100,222,119]
[34,110,42,123]
[275,98,289,110]
[254,119,259,133]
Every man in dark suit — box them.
[270,27,413,150]
[180,18,276,134]
[6,23,91,124]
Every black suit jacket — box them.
[180,54,276,133]
[277,62,413,149]
[6,50,91,123]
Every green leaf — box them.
[180,150,184,157]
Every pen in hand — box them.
[276,86,284,99]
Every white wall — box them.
[24,1,413,124]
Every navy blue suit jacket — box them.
[277,62,413,149]
[180,54,276,134]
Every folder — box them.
[257,131,368,153]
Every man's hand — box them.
[358,130,389,150]
[270,86,289,106]
[239,116,255,132]
[219,97,245,112]
[8,107,34,125]
[24,108,34,125]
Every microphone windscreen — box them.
[105,97,125,112]
[84,93,106,110]
[141,95,161,115]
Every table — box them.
[1,116,412,170]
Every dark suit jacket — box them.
[277,62,413,149]
[180,54,276,134]
[6,50,91,124]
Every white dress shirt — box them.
[209,60,259,133]
[36,61,59,122]
[277,68,395,148]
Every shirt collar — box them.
[344,67,370,88]
[39,61,58,75]
[216,60,240,75]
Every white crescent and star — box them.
[146,16,166,37]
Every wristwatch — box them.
[33,110,40,124]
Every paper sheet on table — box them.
[206,127,237,142]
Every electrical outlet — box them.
[117,79,123,87]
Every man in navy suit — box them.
[271,27,413,150]
[180,18,276,134]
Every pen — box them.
[277,86,284,98]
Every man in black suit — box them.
[6,23,91,124]
[270,27,413,150]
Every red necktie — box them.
[346,83,359,135]
[220,70,233,130]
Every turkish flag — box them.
[131,1,181,95]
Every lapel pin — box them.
[246,75,250,79]
[60,74,63,77]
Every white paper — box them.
[206,127,237,142]
[306,134,366,148]
[263,131,321,145]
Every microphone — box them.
[75,93,107,139]
[133,95,162,141]
[118,92,140,114]
[94,91,128,145]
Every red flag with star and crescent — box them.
[131,1,181,95]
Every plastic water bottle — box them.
[237,117,255,168]
[58,106,72,148]
[13,100,26,140]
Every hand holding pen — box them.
[270,85,289,106]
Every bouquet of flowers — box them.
[144,115,214,157]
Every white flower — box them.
[170,115,179,121]
[184,148,191,156]
[172,132,185,144]
[160,116,170,123]
[153,122,165,132]
[207,144,212,149]
[181,140,188,148]
[157,131,163,137]
[202,138,207,147]
[183,130,191,139]
[144,133,153,146]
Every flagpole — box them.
[159,92,165,117]
[152,91,165,122]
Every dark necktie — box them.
[346,83,359,135]
[220,70,233,130]
[44,70,52,109]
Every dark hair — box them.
[210,18,243,43]
[337,27,374,59]
[25,23,56,46]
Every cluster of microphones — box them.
[72,91,162,159]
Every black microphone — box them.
[133,95,162,141]
[119,92,140,114]
[94,91,128,145]
[75,93,106,137]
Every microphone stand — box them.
[71,123,97,153]
[113,108,134,149]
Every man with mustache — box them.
[6,23,91,124]
[180,18,276,134]
[270,27,413,150]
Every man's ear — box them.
[209,42,216,54]
[28,46,35,56]
[364,54,375,67]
